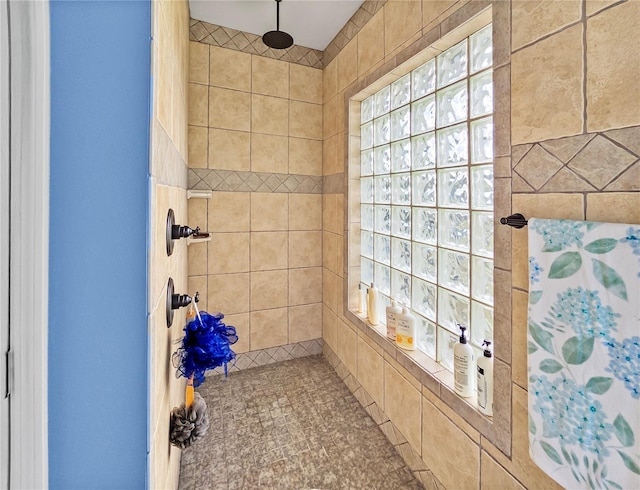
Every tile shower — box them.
[150,0,640,488]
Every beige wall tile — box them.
[188,83,208,126]
[358,10,385,77]
[422,0,456,29]
[289,194,322,230]
[250,231,288,271]
[587,192,640,224]
[207,272,249,314]
[290,101,323,140]
[289,138,322,176]
[290,64,322,104]
[188,275,208,311]
[323,97,337,140]
[323,58,338,103]
[188,125,208,168]
[209,87,251,132]
[337,320,357,375]
[585,0,623,17]
[338,38,358,93]
[188,241,207,276]
[208,128,251,171]
[422,396,480,489]
[208,232,250,274]
[208,192,250,232]
[357,335,385,408]
[512,289,529,390]
[250,307,288,350]
[323,269,338,314]
[251,133,288,173]
[289,231,322,268]
[586,0,640,132]
[511,194,584,289]
[209,46,251,92]
[511,25,583,145]
[481,451,526,490]
[252,94,289,136]
[385,0,422,57]
[251,193,288,231]
[323,135,338,176]
[323,194,338,234]
[323,231,338,274]
[289,303,322,343]
[511,0,581,51]
[289,267,323,305]
[323,305,338,352]
[385,362,422,454]
[225,313,249,353]
[252,56,290,99]
[189,41,209,84]
[188,193,207,227]
[336,194,344,237]
[251,269,288,310]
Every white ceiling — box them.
[189,0,364,51]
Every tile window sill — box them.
[346,307,492,421]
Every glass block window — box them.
[359,25,493,369]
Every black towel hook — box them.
[499,213,528,228]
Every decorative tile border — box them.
[512,126,639,192]
[189,19,323,69]
[323,343,445,490]
[189,0,386,69]
[208,339,324,375]
[188,168,323,193]
[323,0,387,66]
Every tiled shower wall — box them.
[149,0,190,488]
[186,42,324,365]
[323,0,639,490]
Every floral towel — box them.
[527,218,640,489]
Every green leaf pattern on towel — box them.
[527,219,640,489]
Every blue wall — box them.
[49,1,150,487]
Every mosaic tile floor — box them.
[178,355,424,489]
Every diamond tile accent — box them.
[512,125,640,193]
[568,134,637,189]
[540,167,596,192]
[189,19,323,69]
[540,134,594,163]
[605,160,640,191]
[188,170,322,194]
[206,339,325,376]
[514,144,563,189]
[605,126,640,157]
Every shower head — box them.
[262,0,294,50]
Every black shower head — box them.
[262,0,294,49]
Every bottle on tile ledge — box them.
[453,323,474,398]
[386,299,401,340]
[367,282,379,325]
[395,306,416,350]
[358,283,367,316]
[476,339,493,416]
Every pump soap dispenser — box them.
[453,324,474,398]
[476,339,493,416]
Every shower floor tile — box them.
[178,355,423,489]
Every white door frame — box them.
[5,0,50,487]
[0,0,11,487]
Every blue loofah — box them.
[173,311,238,386]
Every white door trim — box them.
[0,0,10,487]
[8,0,50,487]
